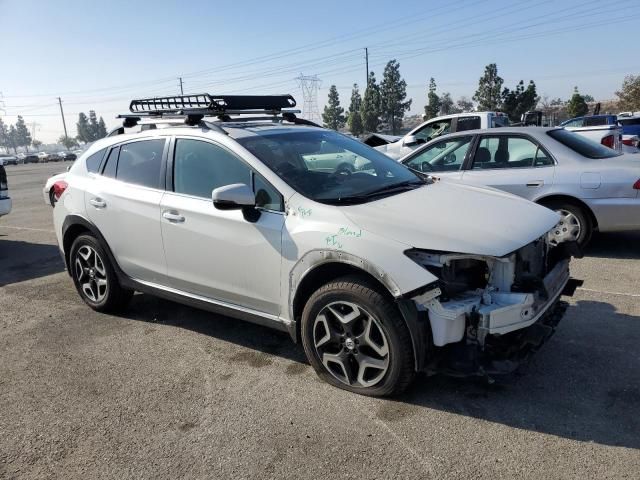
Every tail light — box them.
[634,179,640,190]
[52,180,68,203]
[622,138,638,147]
[601,134,615,149]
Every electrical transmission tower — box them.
[296,74,321,124]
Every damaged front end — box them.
[403,237,582,378]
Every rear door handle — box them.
[526,181,544,187]
[162,211,185,223]
[89,197,106,208]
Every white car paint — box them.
[47,121,573,374]
[375,111,510,160]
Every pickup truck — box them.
[369,111,510,160]
[560,114,622,152]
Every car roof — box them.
[432,126,560,137]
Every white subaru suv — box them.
[46,94,581,396]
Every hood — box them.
[341,181,560,257]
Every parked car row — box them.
[0,151,78,165]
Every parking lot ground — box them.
[1,163,639,479]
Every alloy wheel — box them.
[74,245,108,303]
[313,301,390,388]
[549,209,581,245]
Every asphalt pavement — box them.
[1,162,638,479]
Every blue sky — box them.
[1,0,638,142]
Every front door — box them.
[160,137,285,315]
[461,134,556,200]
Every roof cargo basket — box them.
[128,94,297,115]
[114,93,318,133]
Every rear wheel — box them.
[70,234,133,312]
[301,276,415,396]
[544,200,592,247]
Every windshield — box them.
[548,128,621,159]
[491,115,510,127]
[237,130,424,204]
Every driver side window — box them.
[405,136,472,173]
[413,119,452,142]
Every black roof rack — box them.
[113,93,320,133]
[128,94,296,115]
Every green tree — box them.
[424,77,441,119]
[14,116,32,152]
[346,83,364,136]
[32,139,43,150]
[501,80,538,121]
[438,92,460,115]
[566,86,589,118]
[322,85,346,131]
[473,63,503,111]
[58,135,79,150]
[361,72,381,133]
[380,60,411,135]
[88,111,100,140]
[456,96,474,112]
[616,75,640,111]
[76,112,91,143]
[0,118,10,154]
[97,117,108,138]
[7,125,18,153]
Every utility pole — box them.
[365,48,369,87]
[57,97,69,142]
[179,77,184,95]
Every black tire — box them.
[543,200,592,247]
[301,275,415,396]
[69,234,133,312]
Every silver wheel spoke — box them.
[359,316,389,357]
[356,353,387,386]
[327,303,361,325]
[322,351,352,384]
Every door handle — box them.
[89,197,106,208]
[526,181,544,187]
[162,211,185,223]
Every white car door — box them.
[402,135,474,181]
[160,137,284,316]
[84,138,168,284]
[461,134,556,201]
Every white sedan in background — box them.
[399,127,640,247]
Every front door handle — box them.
[162,210,185,223]
[526,181,544,187]
[89,197,106,208]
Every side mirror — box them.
[402,135,419,147]
[212,183,255,210]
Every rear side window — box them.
[116,139,165,188]
[456,116,481,131]
[618,118,640,126]
[102,147,119,178]
[583,116,612,127]
[85,148,106,173]
[548,129,621,159]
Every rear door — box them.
[460,133,556,200]
[84,137,168,284]
[160,137,284,315]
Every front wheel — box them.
[301,276,415,396]
[70,234,133,312]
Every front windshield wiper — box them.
[321,180,426,205]
[359,179,426,198]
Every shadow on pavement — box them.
[0,239,65,286]
[123,293,307,365]
[120,292,639,449]
[586,231,640,259]
[392,299,640,450]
